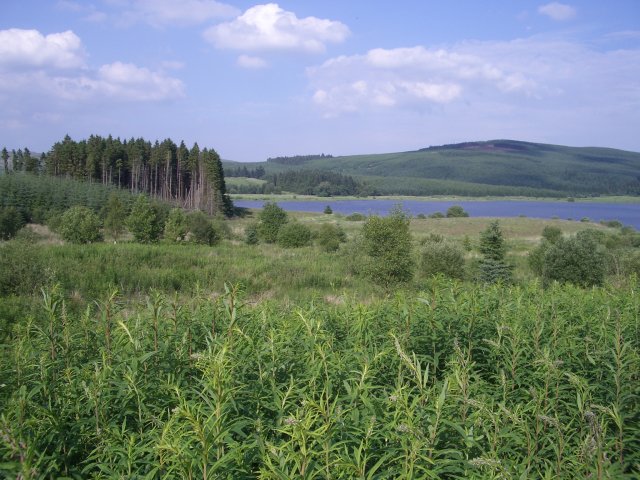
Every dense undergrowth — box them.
[1,278,639,478]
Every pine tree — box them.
[1,147,9,173]
[479,221,512,283]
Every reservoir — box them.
[234,199,640,230]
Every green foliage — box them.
[277,222,312,248]
[316,223,346,252]
[538,233,607,287]
[428,211,445,218]
[59,206,103,244]
[446,205,469,217]
[0,206,26,240]
[323,205,333,214]
[420,239,465,279]
[103,192,126,240]
[0,241,46,295]
[541,225,563,243]
[164,208,189,243]
[361,208,414,285]
[244,222,259,245]
[127,195,162,243]
[188,211,220,246]
[479,221,512,283]
[1,279,640,478]
[345,212,366,221]
[257,202,288,243]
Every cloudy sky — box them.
[1,1,639,161]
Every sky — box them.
[1,1,639,161]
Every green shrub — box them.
[428,211,444,219]
[345,212,366,221]
[188,211,220,246]
[0,206,26,240]
[361,208,414,285]
[541,225,562,243]
[316,223,346,252]
[416,213,426,219]
[127,195,162,243]
[277,222,312,248]
[420,240,465,279]
[245,222,259,245]
[323,205,333,214]
[446,205,469,218]
[103,193,127,240]
[257,202,288,243]
[540,234,607,287]
[59,206,103,244]
[164,208,189,243]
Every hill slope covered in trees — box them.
[223,140,640,197]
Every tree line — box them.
[2,134,232,216]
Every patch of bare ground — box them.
[25,223,64,245]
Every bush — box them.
[164,208,189,243]
[103,193,126,241]
[189,211,220,246]
[361,208,414,285]
[127,195,162,243]
[345,212,366,221]
[0,206,26,240]
[323,205,333,214]
[245,222,259,245]
[540,234,607,287]
[428,212,445,219]
[446,205,469,218]
[316,223,346,252]
[416,213,426,219]
[59,206,102,244]
[420,240,465,279]
[277,222,312,248]
[258,202,288,243]
[541,225,562,244]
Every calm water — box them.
[234,199,640,230]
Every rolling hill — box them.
[222,140,640,197]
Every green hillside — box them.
[223,140,640,197]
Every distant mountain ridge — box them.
[222,140,640,197]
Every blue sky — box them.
[1,1,639,161]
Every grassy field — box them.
[2,209,639,478]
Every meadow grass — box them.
[0,278,638,478]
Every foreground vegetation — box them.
[0,278,638,478]
[2,172,640,478]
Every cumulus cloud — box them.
[309,43,543,115]
[307,38,640,121]
[117,0,239,27]
[538,2,576,21]
[237,54,268,69]
[0,29,184,103]
[203,3,350,53]
[0,29,85,70]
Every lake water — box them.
[234,199,640,230]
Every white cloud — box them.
[307,38,640,123]
[203,3,350,53]
[0,29,85,70]
[237,55,268,69]
[538,3,576,21]
[0,29,184,104]
[309,43,542,115]
[117,0,239,27]
[57,1,107,22]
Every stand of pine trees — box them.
[41,135,232,216]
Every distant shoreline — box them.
[230,193,640,204]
